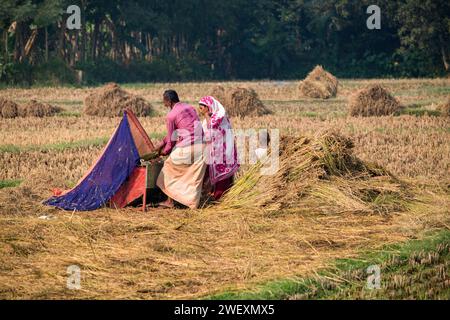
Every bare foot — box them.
[158,199,175,209]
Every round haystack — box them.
[18,100,63,117]
[0,98,19,118]
[299,65,338,99]
[437,97,450,117]
[349,85,403,117]
[209,86,271,117]
[83,83,154,117]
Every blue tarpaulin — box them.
[44,112,140,211]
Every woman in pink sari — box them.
[198,96,239,200]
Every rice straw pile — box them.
[349,85,403,117]
[219,132,410,215]
[0,98,19,118]
[84,83,154,117]
[18,100,63,117]
[210,86,272,117]
[0,98,62,118]
[298,66,338,99]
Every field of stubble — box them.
[0,78,449,299]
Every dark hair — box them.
[163,90,180,104]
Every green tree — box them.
[396,0,450,72]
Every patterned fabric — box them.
[213,176,234,200]
[199,96,239,185]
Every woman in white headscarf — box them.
[198,96,239,200]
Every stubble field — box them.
[0,78,449,299]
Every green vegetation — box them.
[208,230,450,300]
[0,1,448,85]
[400,108,441,117]
[0,179,22,189]
[56,111,82,117]
[298,111,319,118]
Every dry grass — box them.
[18,100,63,117]
[285,233,450,300]
[437,96,450,117]
[0,98,62,118]
[0,98,19,118]
[349,85,403,117]
[219,132,411,215]
[83,83,154,117]
[1,115,448,182]
[0,147,100,182]
[0,78,449,299]
[0,173,448,299]
[299,66,338,99]
[210,86,272,117]
[0,78,448,104]
[0,116,166,147]
[232,115,449,182]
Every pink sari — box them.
[199,96,239,185]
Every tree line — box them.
[0,0,449,85]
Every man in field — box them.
[155,90,207,209]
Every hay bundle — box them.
[84,83,154,117]
[210,86,226,103]
[210,86,271,117]
[0,98,62,118]
[0,98,19,118]
[219,132,409,215]
[299,66,338,99]
[437,97,450,117]
[18,100,63,117]
[349,85,403,117]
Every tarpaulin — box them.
[44,110,153,211]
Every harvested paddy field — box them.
[0,78,449,299]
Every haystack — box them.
[210,86,271,117]
[0,98,62,118]
[18,100,63,117]
[349,85,403,117]
[84,83,154,117]
[437,97,450,117]
[0,98,19,118]
[219,132,409,215]
[299,66,338,99]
